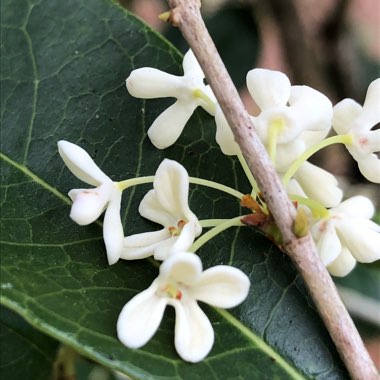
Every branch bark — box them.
[166,1,378,379]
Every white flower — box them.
[121,159,201,261]
[333,79,380,183]
[286,161,343,208]
[58,141,123,265]
[117,252,250,362]
[247,69,333,171]
[311,196,380,276]
[126,49,216,149]
[214,105,241,155]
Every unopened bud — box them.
[293,207,309,237]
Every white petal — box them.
[153,159,192,220]
[117,280,167,348]
[367,129,380,153]
[360,78,380,127]
[68,186,109,225]
[139,190,175,227]
[103,189,124,265]
[275,139,305,172]
[160,252,202,286]
[192,266,250,308]
[215,106,241,155]
[154,221,199,261]
[286,178,307,198]
[246,69,291,110]
[289,86,333,132]
[183,49,205,79]
[336,220,380,263]
[58,141,110,186]
[126,68,182,98]
[178,219,202,243]
[335,195,374,219]
[301,129,330,149]
[295,162,343,207]
[332,98,362,135]
[358,154,380,183]
[254,106,301,144]
[200,85,217,116]
[313,221,342,266]
[172,299,214,363]
[327,247,356,277]
[153,236,180,261]
[121,229,171,260]
[147,100,195,149]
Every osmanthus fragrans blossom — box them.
[246,68,333,169]
[248,69,343,207]
[121,159,202,261]
[117,252,250,362]
[58,141,123,265]
[126,49,216,149]
[311,196,380,277]
[333,78,380,183]
[214,68,342,207]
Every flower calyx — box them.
[240,194,283,245]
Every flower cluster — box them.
[59,48,379,363]
[58,140,249,362]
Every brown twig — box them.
[166,1,378,379]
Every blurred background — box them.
[119,0,380,371]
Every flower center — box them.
[161,283,182,300]
[192,88,216,113]
[168,219,187,236]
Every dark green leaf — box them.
[1,0,347,379]
[0,306,58,380]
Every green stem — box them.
[118,175,244,199]
[189,177,244,199]
[237,153,260,195]
[118,176,155,190]
[282,134,353,186]
[190,216,243,252]
[199,219,232,227]
[290,195,329,219]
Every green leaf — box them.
[0,306,59,380]
[1,0,348,379]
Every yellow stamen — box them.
[168,219,187,236]
[162,284,182,300]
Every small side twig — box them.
[166,1,378,379]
